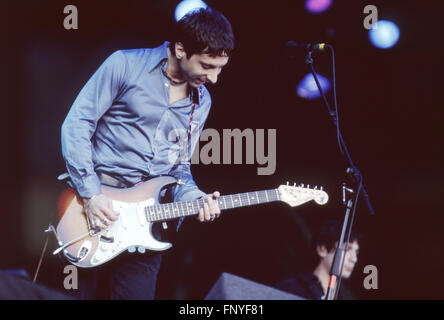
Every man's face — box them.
[178,50,229,88]
[318,241,360,279]
[341,241,360,278]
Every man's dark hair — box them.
[169,7,234,58]
[313,219,362,253]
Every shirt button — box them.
[165,83,169,87]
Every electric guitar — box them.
[55,176,328,268]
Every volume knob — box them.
[137,246,146,254]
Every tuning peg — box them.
[286,181,289,186]
[307,184,310,189]
[314,186,318,190]
[293,182,297,187]
[320,186,323,191]
[300,184,304,188]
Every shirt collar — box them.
[148,41,204,106]
[147,41,169,73]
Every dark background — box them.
[1,0,443,299]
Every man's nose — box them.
[207,70,218,84]
[349,251,358,263]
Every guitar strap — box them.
[177,87,198,184]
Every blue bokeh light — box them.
[296,73,331,100]
[174,0,208,22]
[369,20,400,49]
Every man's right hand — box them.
[83,194,120,230]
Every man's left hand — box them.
[198,191,221,222]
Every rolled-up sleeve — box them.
[61,51,127,198]
[170,162,206,231]
[170,162,206,202]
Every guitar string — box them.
[145,189,282,222]
[147,187,322,221]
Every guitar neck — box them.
[146,189,281,223]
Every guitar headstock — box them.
[278,182,329,207]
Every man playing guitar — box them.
[61,7,234,299]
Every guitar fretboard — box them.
[144,189,280,222]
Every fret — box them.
[192,200,196,216]
[147,206,152,221]
[255,191,260,204]
[168,202,176,218]
[144,207,150,222]
[155,205,161,220]
[158,205,162,220]
[223,196,227,210]
[231,195,235,207]
[163,204,167,219]
[181,201,185,216]
[158,205,163,219]
[250,192,256,204]
[195,199,200,215]
[163,204,168,218]
[246,192,251,206]
[167,203,172,219]
[274,189,279,201]
[230,194,234,208]
[236,194,242,206]
[187,201,194,214]
[265,190,269,202]
[179,201,185,216]
[152,206,156,220]
[176,203,180,218]
[173,202,178,218]
[150,205,154,220]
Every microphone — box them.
[285,40,327,57]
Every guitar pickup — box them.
[99,235,114,243]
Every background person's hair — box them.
[313,219,362,253]
[169,7,234,58]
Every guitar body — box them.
[56,176,177,268]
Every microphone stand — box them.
[325,183,354,300]
[304,48,374,215]
[303,47,375,300]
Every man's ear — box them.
[316,245,328,258]
[174,42,186,60]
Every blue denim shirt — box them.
[61,42,210,204]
